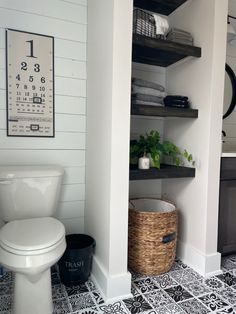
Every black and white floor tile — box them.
[1,256,236,313]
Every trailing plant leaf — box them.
[130,130,195,169]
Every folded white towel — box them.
[132,85,166,97]
[153,14,169,36]
[132,78,165,91]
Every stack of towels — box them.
[163,95,190,108]
[131,78,166,106]
[166,28,193,45]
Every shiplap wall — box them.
[0,0,87,233]
[129,62,165,198]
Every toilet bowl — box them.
[0,217,66,314]
[0,165,66,313]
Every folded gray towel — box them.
[132,78,165,92]
[167,28,193,45]
[132,85,166,97]
[168,28,192,36]
[167,38,193,45]
[132,93,164,103]
[167,34,193,40]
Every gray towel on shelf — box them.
[167,34,193,40]
[132,78,165,92]
[167,28,193,45]
[132,85,166,97]
[168,28,192,36]
[167,38,193,45]
[132,93,164,104]
[132,99,164,106]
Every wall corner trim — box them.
[91,256,132,302]
[177,240,222,277]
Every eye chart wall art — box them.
[6,29,54,137]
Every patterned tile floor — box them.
[1,255,236,313]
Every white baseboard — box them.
[91,256,132,302]
[177,240,222,277]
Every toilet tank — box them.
[0,165,64,222]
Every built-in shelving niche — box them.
[130,0,200,180]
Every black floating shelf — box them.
[131,104,198,118]
[134,0,188,15]
[130,164,195,180]
[133,34,201,67]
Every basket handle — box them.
[129,200,135,209]
[162,232,176,244]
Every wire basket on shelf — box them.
[133,8,156,38]
[128,198,178,276]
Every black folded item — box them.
[164,101,190,108]
[164,99,189,105]
[164,95,189,101]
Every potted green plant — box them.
[130,130,195,169]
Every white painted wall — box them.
[223,1,236,142]
[162,0,227,276]
[0,0,87,233]
[86,0,133,301]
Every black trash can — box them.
[58,234,95,286]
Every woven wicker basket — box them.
[128,198,178,276]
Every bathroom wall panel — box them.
[222,111,236,125]
[57,200,84,219]
[0,8,86,42]
[61,0,87,6]
[0,72,86,97]
[0,110,86,133]
[130,116,164,139]
[55,59,87,79]
[0,56,87,79]
[61,184,85,202]
[63,167,85,184]
[0,49,4,66]
[55,39,86,61]
[222,123,236,140]
[0,150,85,167]
[0,0,87,24]
[0,33,87,61]
[0,91,86,115]
[129,180,162,199]
[54,95,86,115]
[61,217,84,234]
[0,0,87,233]
[0,131,85,150]
[55,77,86,97]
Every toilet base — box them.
[13,269,53,314]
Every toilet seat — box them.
[0,217,65,256]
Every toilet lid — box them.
[0,217,65,252]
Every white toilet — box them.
[0,165,66,314]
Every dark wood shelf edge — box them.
[131,104,198,118]
[130,164,195,180]
[134,0,188,16]
[133,34,201,58]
